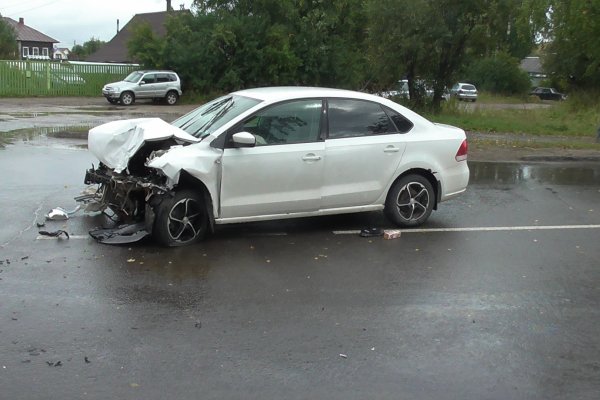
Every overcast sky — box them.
[1,0,194,49]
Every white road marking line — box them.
[333,224,600,235]
[36,235,89,240]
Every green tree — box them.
[71,37,106,60]
[466,52,531,94]
[367,0,488,110]
[0,14,18,59]
[545,0,600,89]
[127,21,166,67]
[468,0,549,59]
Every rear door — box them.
[321,98,409,209]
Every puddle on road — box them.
[469,161,600,186]
[0,125,92,148]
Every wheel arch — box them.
[387,168,440,210]
[175,170,216,232]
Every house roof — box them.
[2,17,58,43]
[86,10,187,63]
[520,57,543,74]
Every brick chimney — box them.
[18,17,24,25]
[166,0,173,11]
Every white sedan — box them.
[84,87,469,246]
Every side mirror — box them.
[231,132,256,148]
[139,81,145,85]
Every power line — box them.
[4,0,62,16]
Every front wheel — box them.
[153,189,208,247]
[385,174,435,227]
[119,91,135,106]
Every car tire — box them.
[164,91,179,105]
[384,174,435,227]
[153,189,208,247]
[119,91,135,106]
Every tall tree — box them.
[367,0,488,109]
[545,0,600,89]
[0,14,18,59]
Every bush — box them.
[466,53,531,95]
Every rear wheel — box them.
[153,189,208,247]
[119,91,135,106]
[385,174,435,227]
[164,90,179,105]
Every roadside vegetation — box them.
[427,95,600,138]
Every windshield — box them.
[462,84,476,90]
[172,94,262,138]
[124,72,143,83]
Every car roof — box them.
[135,70,177,74]
[231,86,435,130]
[232,86,383,103]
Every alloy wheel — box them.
[167,198,204,243]
[396,182,430,222]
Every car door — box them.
[219,99,325,218]
[321,98,408,209]
[137,73,157,98]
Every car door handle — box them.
[302,154,322,162]
[384,146,400,153]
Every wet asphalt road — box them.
[1,118,600,399]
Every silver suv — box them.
[102,70,182,106]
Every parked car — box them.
[381,79,450,101]
[83,87,469,246]
[102,70,182,106]
[450,83,478,102]
[529,87,566,101]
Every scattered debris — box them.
[359,227,383,237]
[45,205,81,221]
[195,322,202,329]
[89,223,149,244]
[84,356,91,364]
[46,361,62,367]
[339,353,348,359]
[383,229,402,240]
[20,256,29,260]
[38,230,70,239]
[36,222,45,228]
[127,258,136,263]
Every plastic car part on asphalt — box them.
[88,222,150,244]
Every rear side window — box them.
[327,99,393,139]
[156,74,170,83]
[168,74,178,82]
[383,106,413,133]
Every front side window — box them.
[238,99,322,146]
[142,74,156,84]
[22,47,29,57]
[327,99,393,139]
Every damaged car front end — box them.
[81,118,199,243]
[81,95,262,246]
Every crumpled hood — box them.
[88,118,200,173]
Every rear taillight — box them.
[455,139,468,161]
